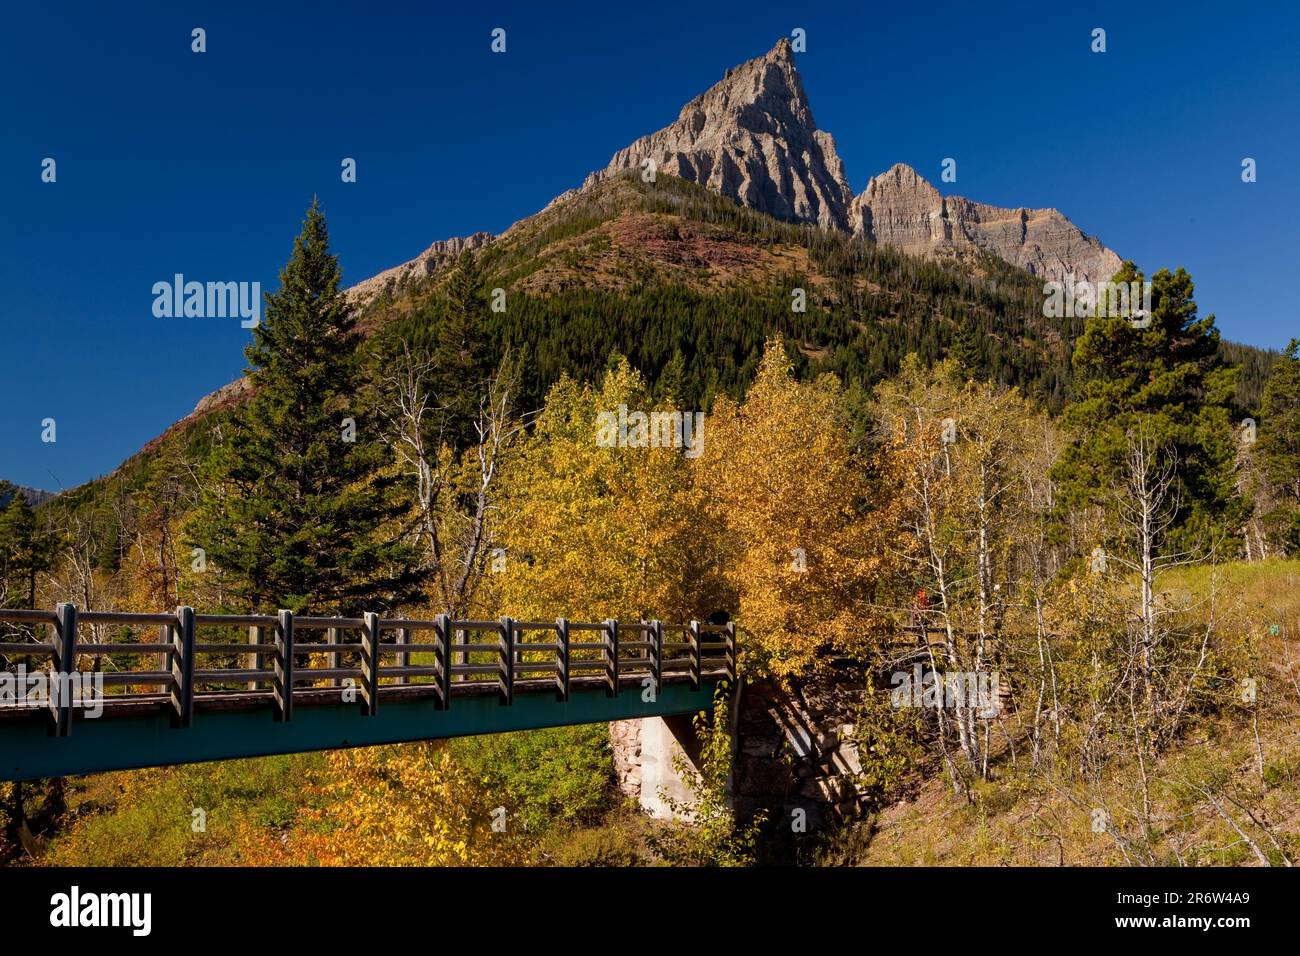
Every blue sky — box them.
[1,0,1296,490]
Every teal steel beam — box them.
[0,681,721,782]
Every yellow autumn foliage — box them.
[235,745,515,866]
[695,340,906,678]
[492,359,725,622]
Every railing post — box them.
[605,618,619,698]
[360,612,380,716]
[499,616,514,706]
[51,603,77,737]
[650,619,663,697]
[171,606,195,727]
[274,609,294,722]
[725,620,737,687]
[688,619,701,691]
[248,625,264,691]
[328,626,341,688]
[435,613,451,710]
[395,627,410,686]
[555,618,570,703]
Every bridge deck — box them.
[0,670,727,781]
[0,606,735,781]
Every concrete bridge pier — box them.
[613,674,873,828]
[611,684,741,821]
[638,713,704,819]
[612,714,711,820]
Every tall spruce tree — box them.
[1257,339,1300,551]
[1052,263,1244,551]
[189,200,419,615]
[433,249,493,448]
[948,323,982,377]
[0,492,56,609]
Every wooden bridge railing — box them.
[0,606,736,736]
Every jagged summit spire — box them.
[351,38,1124,309]
[580,40,1122,284]
[584,39,853,230]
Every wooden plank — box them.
[72,643,173,655]
[294,616,364,629]
[78,611,175,626]
[0,609,57,624]
[274,610,293,722]
[170,606,196,728]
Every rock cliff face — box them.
[582,39,1122,284]
[347,231,495,303]
[345,38,1122,311]
[849,163,1122,284]
[583,38,853,232]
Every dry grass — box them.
[847,560,1300,866]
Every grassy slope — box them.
[848,560,1300,866]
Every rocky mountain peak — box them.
[583,41,1122,285]
[348,40,1124,313]
[583,39,853,231]
[849,163,1122,285]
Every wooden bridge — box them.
[0,605,735,782]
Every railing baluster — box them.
[171,606,195,727]
[51,603,77,737]
[651,619,663,697]
[605,618,619,698]
[724,620,737,686]
[360,612,380,716]
[248,625,264,691]
[395,626,410,686]
[274,609,294,722]
[436,613,451,710]
[499,616,514,706]
[555,618,570,703]
[0,604,742,732]
[328,625,341,688]
[688,619,701,691]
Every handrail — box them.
[0,606,737,737]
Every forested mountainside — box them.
[38,171,1275,548]
[360,173,1276,417]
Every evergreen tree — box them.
[1052,263,1244,551]
[1258,339,1300,551]
[654,347,688,404]
[948,323,982,376]
[188,200,419,615]
[434,249,493,447]
[0,493,56,608]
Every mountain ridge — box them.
[579,38,1122,284]
[347,39,1124,314]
